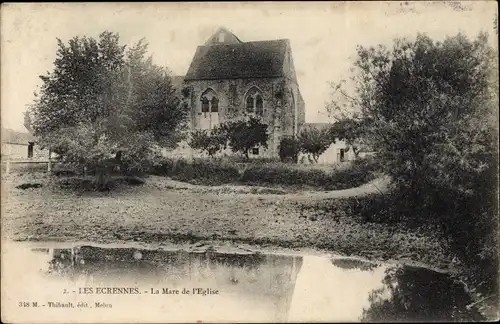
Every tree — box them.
[329,119,367,158]
[297,127,333,163]
[329,32,498,282]
[222,117,269,159]
[188,127,227,157]
[28,31,188,189]
[278,136,299,163]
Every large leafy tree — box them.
[329,32,498,278]
[297,127,333,163]
[188,127,227,157]
[329,119,367,158]
[221,117,269,159]
[28,32,188,186]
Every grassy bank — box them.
[149,156,381,190]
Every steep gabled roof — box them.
[203,26,243,46]
[185,39,289,81]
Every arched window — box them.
[201,97,210,113]
[255,95,263,116]
[245,87,264,116]
[200,88,218,113]
[246,96,254,113]
[211,97,219,112]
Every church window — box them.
[246,96,254,113]
[201,97,210,113]
[200,88,218,113]
[211,97,219,112]
[245,87,264,116]
[255,95,263,116]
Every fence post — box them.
[47,149,52,173]
[6,160,10,174]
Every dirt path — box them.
[146,175,391,201]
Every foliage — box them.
[278,136,299,163]
[297,126,334,163]
[360,267,485,322]
[329,32,498,288]
[241,157,379,190]
[220,117,269,158]
[188,127,227,157]
[27,31,188,188]
[151,157,240,185]
[188,117,269,159]
[329,119,368,157]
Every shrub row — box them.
[150,156,381,189]
[241,157,380,190]
[151,158,240,185]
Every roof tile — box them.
[185,39,288,80]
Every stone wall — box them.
[1,142,49,161]
[183,77,299,158]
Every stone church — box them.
[175,27,305,158]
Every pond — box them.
[2,242,484,323]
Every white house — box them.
[1,127,50,161]
[297,123,374,165]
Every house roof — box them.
[184,39,289,81]
[1,128,35,145]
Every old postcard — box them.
[1,1,499,323]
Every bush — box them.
[151,157,240,185]
[242,157,381,189]
[150,156,381,190]
[329,157,381,189]
[278,137,299,163]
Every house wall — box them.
[1,142,50,161]
[282,41,306,134]
[298,140,357,165]
[184,77,299,158]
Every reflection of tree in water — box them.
[360,266,485,322]
[331,258,379,272]
[44,246,269,283]
[47,248,87,280]
[205,252,267,270]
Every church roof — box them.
[185,39,289,81]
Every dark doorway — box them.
[28,142,34,158]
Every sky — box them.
[1,1,497,132]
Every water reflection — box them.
[360,266,485,322]
[2,244,484,323]
[331,257,379,272]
